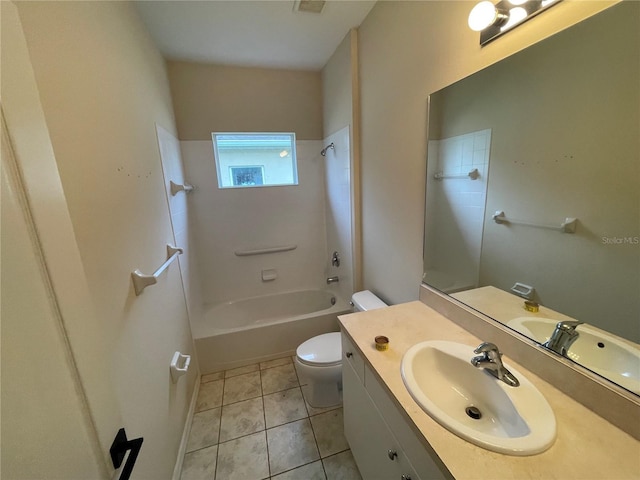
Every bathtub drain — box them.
[330,296,336,306]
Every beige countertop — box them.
[339,301,640,480]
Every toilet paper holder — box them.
[170,351,191,383]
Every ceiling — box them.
[134,1,377,71]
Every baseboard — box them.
[172,374,201,480]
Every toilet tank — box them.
[351,290,388,312]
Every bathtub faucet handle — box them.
[326,276,339,284]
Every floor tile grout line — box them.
[321,446,350,460]
[260,368,272,479]
[213,376,225,480]
[192,404,221,415]
[270,458,326,479]
[305,406,324,471]
[183,442,219,456]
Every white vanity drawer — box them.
[365,364,450,480]
[341,331,365,382]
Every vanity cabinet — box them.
[341,332,448,480]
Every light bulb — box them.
[500,6,527,31]
[468,1,499,31]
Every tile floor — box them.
[181,356,362,480]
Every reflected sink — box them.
[401,340,556,455]
[508,317,640,394]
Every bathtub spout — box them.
[326,276,339,284]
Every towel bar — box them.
[434,168,479,180]
[131,244,183,295]
[492,211,577,233]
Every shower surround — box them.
[180,126,354,372]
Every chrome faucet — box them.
[326,276,339,284]
[543,321,583,356]
[471,342,520,387]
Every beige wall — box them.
[356,0,618,304]
[168,61,323,140]
[322,31,353,138]
[10,1,197,477]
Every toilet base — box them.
[295,357,343,408]
[306,380,343,408]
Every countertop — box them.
[452,286,576,324]
[338,301,640,480]
[452,285,640,349]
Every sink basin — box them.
[401,340,556,455]
[508,317,640,394]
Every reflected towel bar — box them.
[131,244,183,295]
[170,181,194,196]
[434,168,479,180]
[234,245,297,256]
[492,211,577,233]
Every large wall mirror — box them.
[423,2,639,396]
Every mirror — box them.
[423,2,639,395]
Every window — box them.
[212,133,298,188]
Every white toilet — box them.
[295,290,387,407]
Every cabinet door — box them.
[344,359,406,479]
[365,366,449,480]
[342,332,365,381]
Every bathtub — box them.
[194,289,352,374]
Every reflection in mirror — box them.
[423,2,639,395]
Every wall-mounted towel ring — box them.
[170,352,191,383]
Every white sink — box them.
[401,340,556,455]
[507,317,640,394]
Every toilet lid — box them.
[296,332,342,367]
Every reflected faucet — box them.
[543,321,583,356]
[471,342,520,387]
[326,276,339,284]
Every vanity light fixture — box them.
[469,0,562,46]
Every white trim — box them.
[172,373,202,480]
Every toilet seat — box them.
[296,332,341,367]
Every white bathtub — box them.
[194,289,352,374]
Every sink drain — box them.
[465,406,482,420]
